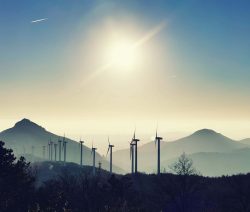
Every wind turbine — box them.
[91,142,97,176]
[129,140,135,174]
[106,137,114,174]
[54,143,58,161]
[58,137,62,162]
[132,130,140,174]
[155,128,163,175]
[79,138,84,166]
[47,141,51,160]
[63,135,67,164]
[50,138,53,161]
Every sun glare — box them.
[105,39,139,72]
[81,22,166,84]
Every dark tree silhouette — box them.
[2,140,250,212]
[0,141,35,212]
[164,153,203,212]
[169,152,199,176]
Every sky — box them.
[1,0,250,153]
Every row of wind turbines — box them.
[129,129,162,175]
[41,129,163,176]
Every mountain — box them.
[239,138,250,145]
[0,119,124,174]
[161,147,250,176]
[1,120,248,176]
[113,129,246,173]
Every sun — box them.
[105,38,140,72]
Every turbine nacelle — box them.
[106,137,114,157]
[79,139,84,148]
[155,128,163,146]
[132,138,140,143]
[91,147,97,155]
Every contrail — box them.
[31,18,48,24]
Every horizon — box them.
[1,0,250,153]
[1,117,249,155]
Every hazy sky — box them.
[1,0,250,152]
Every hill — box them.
[32,161,115,186]
[0,119,124,173]
[160,147,250,176]
[239,138,250,145]
[113,129,246,173]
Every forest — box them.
[1,140,250,212]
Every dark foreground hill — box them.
[27,168,250,211]
[29,160,250,211]
[1,140,250,212]
[32,160,115,186]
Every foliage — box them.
[0,141,35,212]
[169,152,199,176]
[2,141,250,211]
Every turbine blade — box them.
[106,146,110,157]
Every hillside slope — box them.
[113,129,246,173]
[0,119,124,173]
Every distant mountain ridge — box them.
[162,147,250,176]
[0,118,124,174]
[239,138,250,145]
[1,119,249,176]
[113,128,247,174]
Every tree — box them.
[169,152,199,176]
[0,141,35,212]
[165,153,202,212]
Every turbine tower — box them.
[129,141,135,174]
[155,128,163,175]
[50,139,53,161]
[132,130,140,174]
[91,143,97,176]
[58,138,62,162]
[79,138,84,166]
[47,141,51,160]
[106,137,114,174]
[54,143,58,161]
[63,135,67,164]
